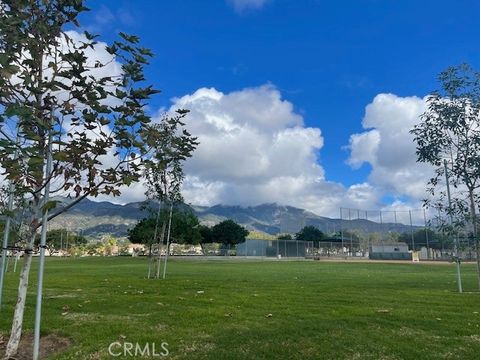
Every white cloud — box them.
[347,93,435,200]
[86,90,446,222]
[156,85,383,217]
[227,0,270,13]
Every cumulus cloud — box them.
[86,90,442,220]
[150,85,382,216]
[227,0,270,13]
[65,84,404,217]
[347,93,435,201]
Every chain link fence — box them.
[237,239,314,258]
[337,207,476,261]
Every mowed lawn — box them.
[1,258,480,359]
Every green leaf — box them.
[119,32,140,44]
[42,200,60,213]
[52,151,69,162]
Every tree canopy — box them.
[35,229,87,256]
[410,63,480,287]
[198,224,214,244]
[211,220,249,246]
[295,225,324,246]
[128,207,202,247]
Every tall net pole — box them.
[365,211,370,254]
[348,208,352,256]
[423,209,430,259]
[379,210,384,252]
[340,208,345,256]
[409,210,415,251]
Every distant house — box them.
[369,243,411,260]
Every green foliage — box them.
[411,63,480,286]
[198,225,213,244]
[34,228,87,255]
[129,206,202,246]
[295,225,324,245]
[211,220,249,246]
[398,228,451,250]
[169,208,202,245]
[0,0,181,222]
[128,217,158,247]
[143,111,199,204]
[246,230,276,240]
[410,63,480,238]
[2,258,480,359]
[277,233,293,240]
[0,3,198,354]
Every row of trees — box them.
[128,209,249,254]
[34,229,87,256]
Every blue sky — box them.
[77,0,479,215]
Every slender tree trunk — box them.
[4,233,35,359]
[148,202,162,279]
[155,221,167,279]
[468,190,480,290]
[162,203,174,279]
[147,244,153,279]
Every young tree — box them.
[142,111,198,278]
[0,1,172,357]
[411,63,480,288]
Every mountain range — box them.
[48,198,420,238]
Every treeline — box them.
[128,207,249,253]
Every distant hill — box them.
[48,198,419,238]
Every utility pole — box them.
[444,159,463,293]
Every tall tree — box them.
[295,225,324,246]
[211,220,249,248]
[129,207,202,250]
[0,1,171,357]
[128,216,158,253]
[411,63,480,288]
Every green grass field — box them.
[1,257,480,359]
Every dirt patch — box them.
[0,332,71,360]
